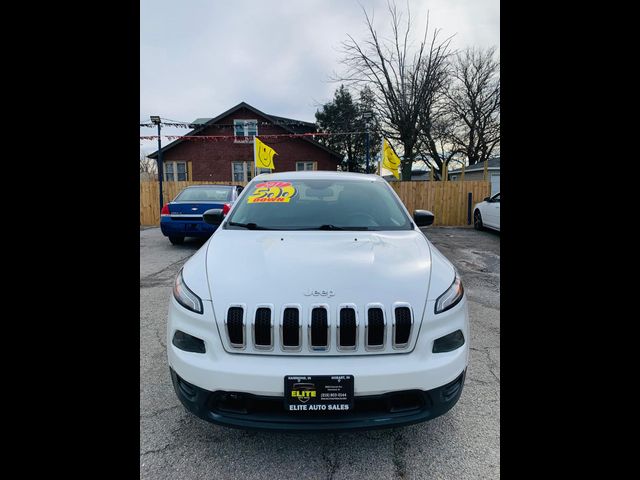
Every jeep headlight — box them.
[434,272,464,314]
[173,269,203,314]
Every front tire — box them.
[473,210,483,230]
[169,236,185,245]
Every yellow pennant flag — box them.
[254,137,277,170]
[382,139,401,179]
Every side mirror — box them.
[203,208,224,225]
[414,210,435,227]
[484,196,491,202]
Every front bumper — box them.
[167,294,469,430]
[170,367,466,431]
[167,296,469,396]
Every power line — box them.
[160,117,191,123]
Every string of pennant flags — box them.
[139,131,367,141]
[139,120,317,129]
[140,122,193,128]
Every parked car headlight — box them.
[173,269,203,314]
[435,272,464,314]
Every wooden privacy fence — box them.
[140,180,490,227]
[388,181,490,226]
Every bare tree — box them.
[446,47,500,166]
[140,150,157,180]
[416,99,461,180]
[337,1,454,180]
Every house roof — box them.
[191,118,213,125]
[148,102,341,160]
[268,114,316,129]
[448,157,500,174]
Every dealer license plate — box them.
[284,375,354,413]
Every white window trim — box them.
[232,161,272,181]
[164,161,188,181]
[231,161,258,182]
[296,161,316,171]
[232,161,247,182]
[234,119,258,143]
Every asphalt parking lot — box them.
[140,226,500,479]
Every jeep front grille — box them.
[366,307,386,349]
[223,303,415,354]
[281,307,301,350]
[309,307,329,350]
[226,306,245,348]
[338,307,357,350]
[393,306,413,347]
[253,307,272,349]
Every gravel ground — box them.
[140,226,500,479]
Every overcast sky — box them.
[140,0,499,155]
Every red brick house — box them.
[148,102,342,182]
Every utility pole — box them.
[150,116,164,212]
[363,112,372,173]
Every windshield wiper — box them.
[316,224,345,230]
[312,225,370,231]
[227,222,370,231]
[227,221,271,230]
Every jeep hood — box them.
[205,229,437,323]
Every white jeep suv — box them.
[167,171,469,431]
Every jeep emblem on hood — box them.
[304,289,335,297]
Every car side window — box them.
[492,193,500,203]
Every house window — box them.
[296,161,316,171]
[232,161,267,182]
[232,162,249,182]
[164,161,188,181]
[234,119,258,143]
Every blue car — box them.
[160,184,244,245]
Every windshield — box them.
[225,178,412,231]
[174,186,233,202]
